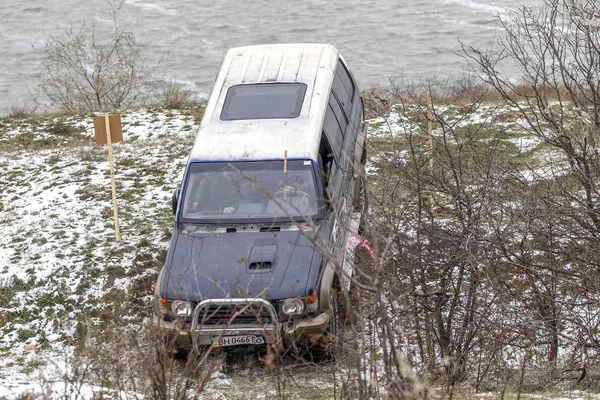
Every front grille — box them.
[197,302,277,326]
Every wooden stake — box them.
[283,150,288,174]
[105,115,121,242]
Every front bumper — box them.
[152,297,331,353]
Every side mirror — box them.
[172,188,180,215]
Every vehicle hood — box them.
[160,227,323,302]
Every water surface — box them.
[0,0,541,114]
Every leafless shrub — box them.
[37,323,222,400]
[461,0,600,381]
[387,75,491,104]
[14,393,39,400]
[446,72,492,103]
[366,4,600,388]
[8,101,38,119]
[157,82,195,109]
[35,0,158,113]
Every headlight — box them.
[172,300,193,317]
[281,298,304,315]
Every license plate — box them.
[213,335,265,347]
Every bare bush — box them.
[462,0,600,379]
[36,0,157,113]
[387,75,493,104]
[36,324,223,400]
[8,101,38,119]
[157,82,195,109]
[357,1,600,392]
[372,89,507,389]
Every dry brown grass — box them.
[383,76,577,108]
[8,101,38,119]
[158,83,195,109]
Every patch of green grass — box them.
[22,357,46,374]
[17,329,35,342]
[36,293,55,308]
[0,121,89,152]
[119,189,137,203]
[181,103,205,123]
[118,156,137,167]
[0,279,18,308]
[47,154,61,165]
[101,206,114,219]
[32,237,47,246]
[53,230,67,240]
[47,119,84,137]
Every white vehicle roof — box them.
[189,43,340,163]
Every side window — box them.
[336,60,355,100]
[331,73,352,118]
[328,92,347,135]
[333,60,355,117]
[323,104,343,160]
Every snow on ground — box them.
[365,101,566,178]
[0,101,591,399]
[0,107,348,399]
[0,107,198,398]
[0,350,144,400]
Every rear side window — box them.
[332,60,355,117]
[336,60,355,100]
[220,83,307,120]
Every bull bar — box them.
[189,298,281,353]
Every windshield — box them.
[179,160,321,223]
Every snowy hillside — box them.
[0,108,196,395]
[1,101,598,399]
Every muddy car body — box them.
[152,43,366,353]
